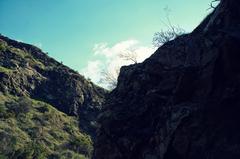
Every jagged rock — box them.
[94,0,240,158]
[0,35,107,138]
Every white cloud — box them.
[80,60,103,83]
[93,40,139,58]
[80,39,157,89]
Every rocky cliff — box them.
[95,0,240,158]
[0,34,107,138]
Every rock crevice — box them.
[94,0,240,158]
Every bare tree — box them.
[99,48,139,90]
[99,66,120,90]
[118,48,138,64]
[152,7,185,48]
[152,27,185,47]
[208,0,220,10]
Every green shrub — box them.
[0,66,12,73]
[36,106,49,113]
[68,136,93,157]
[5,97,32,117]
[0,103,6,118]
[30,141,49,159]
[0,41,7,52]
[0,95,93,158]
[59,150,87,159]
[11,141,49,159]
[0,154,7,159]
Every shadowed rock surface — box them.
[95,0,240,158]
[0,35,107,138]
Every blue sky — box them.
[0,0,213,86]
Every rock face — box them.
[95,0,240,158]
[0,35,107,137]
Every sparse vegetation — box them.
[99,66,120,90]
[118,48,138,64]
[99,48,139,90]
[152,7,185,47]
[152,26,185,47]
[0,36,106,159]
[0,66,12,73]
[0,40,7,52]
[0,94,93,159]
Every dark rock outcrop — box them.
[95,0,240,158]
[0,35,107,138]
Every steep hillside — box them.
[95,0,240,159]
[0,35,107,138]
[0,94,92,159]
[0,34,107,158]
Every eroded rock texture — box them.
[0,35,107,138]
[95,0,240,158]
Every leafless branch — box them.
[207,0,220,10]
[99,66,120,90]
[118,49,138,64]
[152,7,185,48]
[152,27,185,47]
